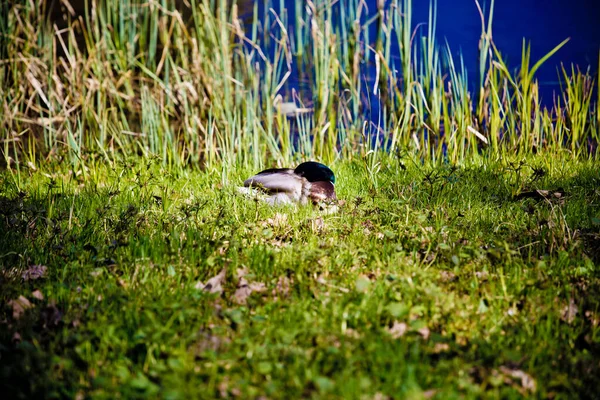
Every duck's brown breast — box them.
[309,181,336,203]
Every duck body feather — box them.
[243,168,311,205]
[241,162,336,206]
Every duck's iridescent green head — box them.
[294,162,335,184]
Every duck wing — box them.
[244,169,304,195]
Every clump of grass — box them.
[1,155,599,398]
[0,0,598,173]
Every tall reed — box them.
[0,0,597,174]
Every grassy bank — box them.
[1,0,599,169]
[1,155,599,398]
[1,0,599,398]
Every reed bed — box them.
[0,0,598,173]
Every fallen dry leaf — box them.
[311,216,325,232]
[195,268,227,294]
[561,298,578,324]
[515,189,565,202]
[440,271,457,282]
[433,343,450,353]
[22,265,47,281]
[265,213,288,228]
[499,366,537,394]
[585,310,599,327]
[233,286,252,305]
[31,290,44,300]
[232,278,267,305]
[218,378,230,398]
[387,321,408,339]
[475,270,489,280]
[236,267,249,280]
[272,276,291,298]
[9,295,33,319]
[217,241,230,256]
[90,269,103,278]
[362,220,375,230]
[418,327,431,340]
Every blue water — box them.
[268,0,600,107]
[428,0,600,95]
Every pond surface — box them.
[421,0,600,93]
[272,0,599,104]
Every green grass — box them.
[1,0,598,169]
[1,155,599,399]
[1,0,599,397]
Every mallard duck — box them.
[239,161,337,206]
